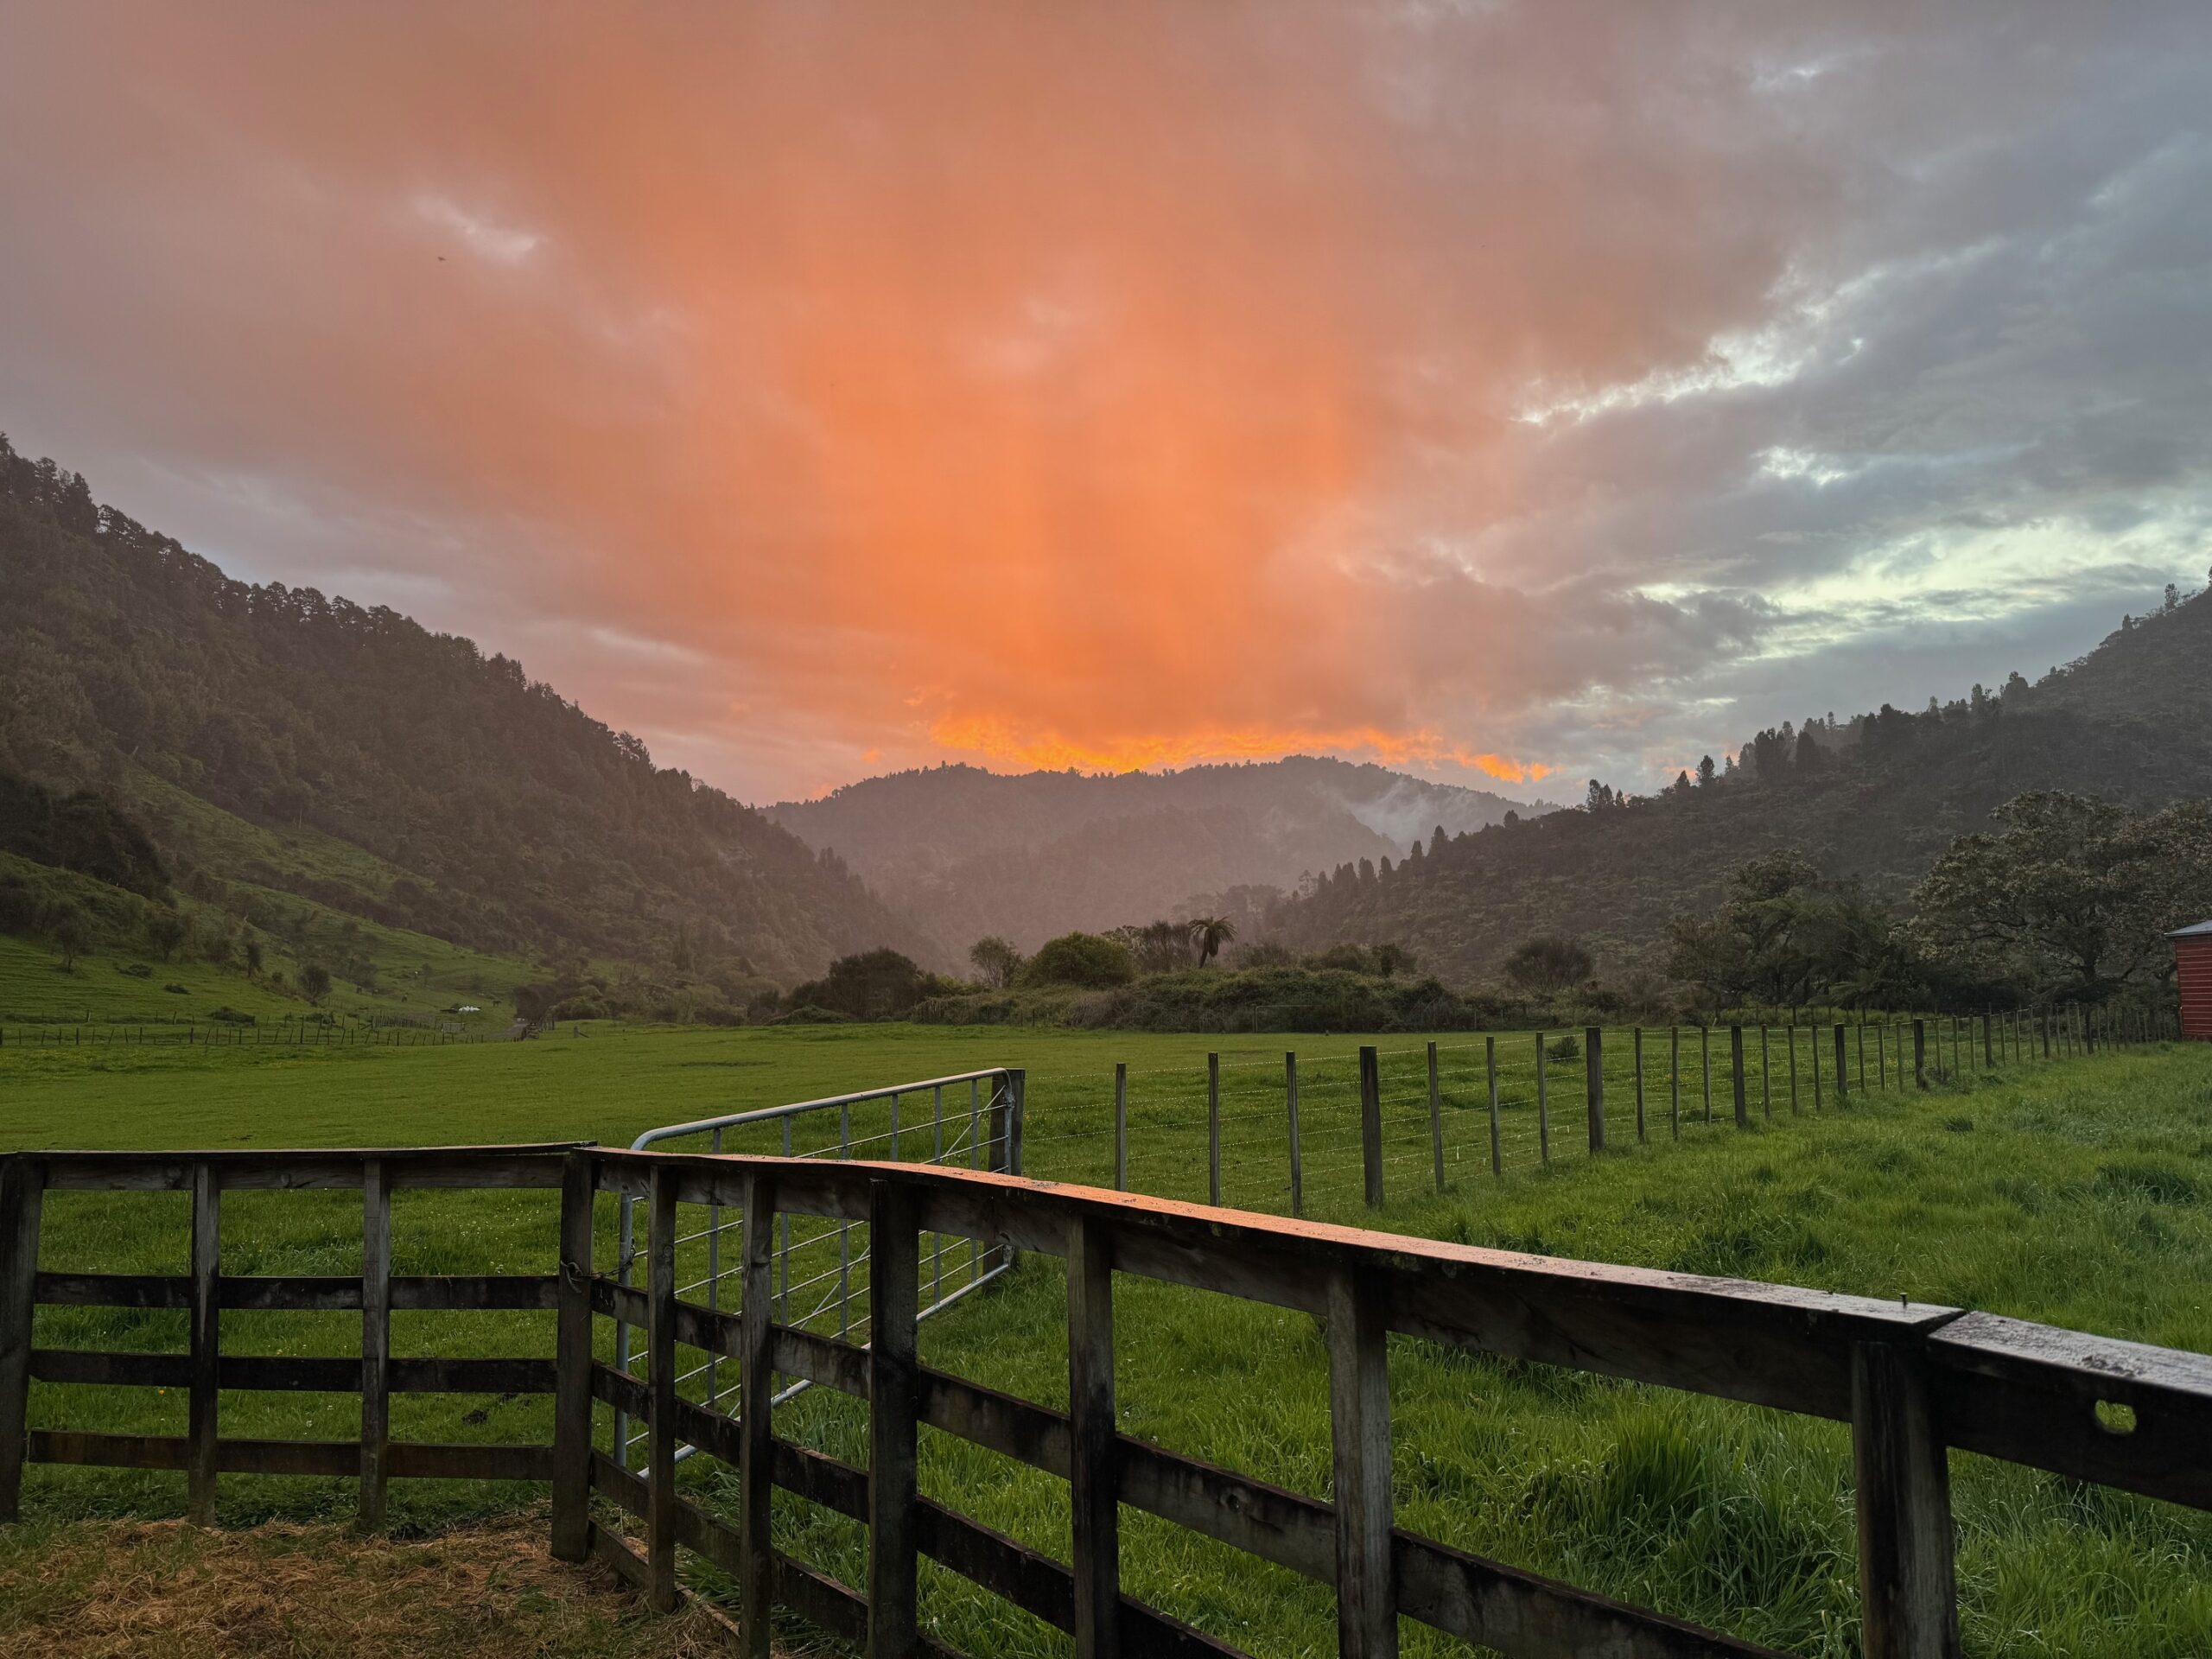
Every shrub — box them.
[117,962,153,978]
[1022,932,1138,989]
[207,1006,256,1025]
[164,982,188,995]
[1546,1033,1581,1061]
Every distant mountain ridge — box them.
[1262,586,2212,982]
[768,756,1555,953]
[0,435,926,982]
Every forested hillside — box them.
[767,756,1548,953]
[0,436,926,982]
[1267,587,2212,982]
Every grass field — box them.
[4,1025,2209,1655]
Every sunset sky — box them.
[3,3,2209,804]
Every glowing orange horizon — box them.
[930,715,1553,785]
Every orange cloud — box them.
[0,4,1844,801]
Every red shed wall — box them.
[2178,938,2212,1039]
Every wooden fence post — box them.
[1067,1214,1120,1659]
[1812,1023,1824,1110]
[1913,1020,1927,1088]
[1633,1027,1646,1142]
[1535,1034,1550,1164]
[1207,1052,1222,1206]
[1427,1041,1446,1191]
[1731,1026,1748,1128]
[738,1172,777,1658]
[551,1151,595,1564]
[1327,1269,1396,1659]
[1788,1023,1799,1113]
[1669,1027,1681,1139]
[868,1179,922,1656]
[1700,1026,1712,1123]
[1484,1038,1501,1177]
[1359,1046,1385,1207]
[646,1167,678,1612]
[1835,1025,1849,1105]
[359,1156,391,1529]
[1113,1063,1128,1192]
[188,1159,220,1525]
[1585,1027,1605,1154]
[1286,1052,1303,1216]
[1982,1012,1993,1070]
[1761,1026,1772,1116]
[1852,1341,1961,1659]
[0,1156,42,1524]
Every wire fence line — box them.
[1018,1003,2175,1222]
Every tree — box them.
[1187,915,1237,966]
[51,907,93,972]
[1909,793,2212,1001]
[786,949,932,1020]
[1502,936,1592,994]
[1021,932,1138,988]
[146,911,188,962]
[1696,754,1717,787]
[300,962,332,1003]
[243,936,264,980]
[968,937,1023,989]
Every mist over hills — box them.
[767,758,1554,956]
[1265,584,2212,983]
[0,436,925,982]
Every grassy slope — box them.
[3,1028,2208,1655]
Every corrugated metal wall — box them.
[2178,938,2212,1039]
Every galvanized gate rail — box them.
[6,1142,2212,1658]
[611,1067,1021,1470]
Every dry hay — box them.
[0,1508,740,1658]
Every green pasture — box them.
[3,1025,2209,1655]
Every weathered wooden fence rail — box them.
[6,1141,2212,1659]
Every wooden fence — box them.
[5,1142,2211,1658]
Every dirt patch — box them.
[0,1510,735,1658]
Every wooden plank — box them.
[1329,1268,1395,1657]
[36,1270,186,1309]
[590,1522,652,1592]
[1928,1311,2212,1508]
[645,1166,679,1611]
[1852,1341,1961,1659]
[774,1548,870,1647]
[773,1324,869,1397]
[590,1275,650,1328]
[188,1160,219,1524]
[739,1172,779,1659]
[30,1349,189,1388]
[592,1362,652,1421]
[1287,1052,1305,1215]
[919,1364,1071,1475]
[552,1149,595,1562]
[29,1429,188,1469]
[868,1178,924,1657]
[1359,1046,1384,1206]
[672,1395,742,1469]
[361,1156,391,1528]
[221,1276,362,1311]
[393,1274,560,1311]
[1119,1435,1333,1581]
[0,1157,45,1522]
[1395,1530,1790,1658]
[593,1446,651,1517]
[31,1436,534,1481]
[773,1435,868,1518]
[1066,1213,1120,1659]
